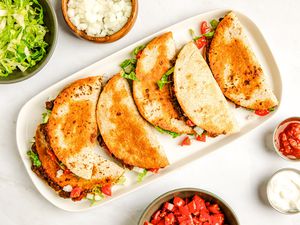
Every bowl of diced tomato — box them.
[138,188,239,225]
[273,117,300,161]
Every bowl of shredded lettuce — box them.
[0,0,57,83]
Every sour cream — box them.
[67,0,132,37]
[267,169,300,213]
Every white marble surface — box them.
[1,0,300,224]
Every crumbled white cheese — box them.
[67,0,132,37]
[86,193,94,200]
[94,194,103,201]
[56,169,63,178]
[63,185,73,192]
[246,114,258,120]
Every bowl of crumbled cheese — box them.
[61,0,137,43]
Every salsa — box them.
[144,195,226,225]
[278,122,300,159]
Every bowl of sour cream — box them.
[267,168,300,214]
[61,0,138,43]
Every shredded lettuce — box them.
[41,109,51,124]
[132,45,145,57]
[0,0,48,77]
[120,58,139,81]
[157,67,174,90]
[27,150,41,167]
[137,169,147,183]
[116,175,126,185]
[210,19,219,30]
[155,126,180,138]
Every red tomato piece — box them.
[192,217,201,225]
[157,220,165,225]
[70,186,82,198]
[208,204,220,214]
[101,184,112,196]
[174,196,185,207]
[196,133,206,142]
[187,200,197,214]
[165,213,175,225]
[181,136,191,146]
[195,36,207,49]
[164,202,175,212]
[199,209,211,223]
[136,50,143,59]
[201,21,210,34]
[193,195,206,211]
[254,109,270,116]
[144,222,153,225]
[46,149,57,161]
[186,119,195,127]
[152,210,162,221]
[63,168,71,175]
[148,168,159,173]
[211,214,225,225]
[179,205,191,216]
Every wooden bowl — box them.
[61,0,138,43]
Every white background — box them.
[1,0,300,224]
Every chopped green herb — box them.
[155,126,180,138]
[157,67,174,90]
[42,109,51,124]
[189,28,200,41]
[121,70,138,81]
[132,45,145,57]
[269,107,276,112]
[210,19,219,30]
[120,58,137,70]
[27,150,41,167]
[137,169,148,183]
[0,0,48,77]
[203,31,215,39]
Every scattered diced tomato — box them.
[208,204,220,214]
[254,109,269,116]
[101,183,112,196]
[148,168,160,173]
[164,202,175,211]
[70,186,82,198]
[165,213,175,224]
[63,168,71,175]
[179,205,190,217]
[187,200,197,214]
[181,136,191,146]
[193,195,206,211]
[174,196,185,207]
[186,119,195,127]
[195,133,206,142]
[152,210,162,222]
[201,21,210,34]
[211,214,225,225]
[136,50,143,59]
[46,149,57,161]
[195,36,207,49]
[199,209,210,223]
[144,221,153,225]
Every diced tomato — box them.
[192,217,201,225]
[70,186,82,198]
[160,210,167,218]
[179,205,191,217]
[196,133,206,142]
[195,36,207,49]
[187,200,197,214]
[208,204,220,214]
[205,202,210,207]
[179,215,194,225]
[165,213,175,225]
[181,136,191,146]
[152,210,162,222]
[148,168,159,173]
[101,183,112,196]
[63,168,71,175]
[157,220,165,225]
[151,219,162,225]
[144,222,153,225]
[193,195,206,211]
[186,119,195,127]
[174,196,185,207]
[164,202,175,212]
[46,149,57,161]
[199,209,210,223]
[254,109,269,116]
[136,50,143,59]
[211,214,225,225]
[201,21,210,34]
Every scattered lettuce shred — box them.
[132,45,145,57]
[117,175,126,185]
[41,109,51,124]
[155,126,180,138]
[27,149,41,167]
[157,67,174,90]
[87,185,105,206]
[137,169,147,183]
[0,0,48,77]
[189,19,220,41]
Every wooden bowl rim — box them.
[61,0,138,43]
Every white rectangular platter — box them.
[16,9,282,211]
